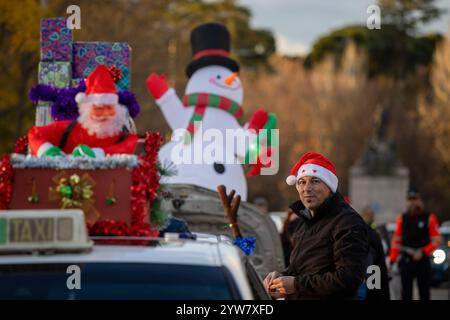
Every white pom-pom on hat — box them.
[286,175,297,186]
[75,92,86,104]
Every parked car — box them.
[431,226,450,285]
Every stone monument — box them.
[349,105,409,224]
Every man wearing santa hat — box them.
[264,152,369,300]
[28,65,138,158]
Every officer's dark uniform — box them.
[390,209,441,300]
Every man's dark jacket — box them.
[282,192,369,300]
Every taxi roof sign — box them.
[0,209,92,253]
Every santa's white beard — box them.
[78,103,127,138]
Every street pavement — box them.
[390,272,449,300]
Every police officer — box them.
[389,190,442,300]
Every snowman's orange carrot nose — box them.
[224,72,238,86]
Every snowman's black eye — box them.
[213,162,225,174]
[216,75,221,79]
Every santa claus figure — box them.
[28,65,138,158]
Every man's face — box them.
[296,176,332,211]
[89,104,116,123]
[361,208,375,225]
[407,195,424,213]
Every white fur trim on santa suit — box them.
[286,163,338,192]
[92,147,105,158]
[75,92,118,105]
[37,142,55,158]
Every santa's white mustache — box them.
[90,115,114,121]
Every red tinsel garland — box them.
[89,132,162,237]
[0,154,14,210]
[14,136,29,154]
[88,219,129,237]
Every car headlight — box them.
[433,249,446,265]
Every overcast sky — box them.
[239,0,450,56]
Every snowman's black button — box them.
[213,162,225,174]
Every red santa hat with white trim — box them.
[286,152,338,193]
[75,65,119,105]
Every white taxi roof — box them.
[0,207,254,299]
[0,239,222,266]
[0,237,253,299]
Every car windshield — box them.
[0,263,239,300]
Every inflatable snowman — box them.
[147,23,274,201]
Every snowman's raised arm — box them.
[146,73,191,131]
[155,88,192,130]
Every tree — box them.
[304,25,442,78]
[418,32,450,169]
[0,0,43,153]
[379,0,444,34]
[305,0,444,79]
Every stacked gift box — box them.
[36,17,132,126]
[37,18,73,126]
[73,42,131,91]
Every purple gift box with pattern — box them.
[73,42,131,90]
[40,18,73,61]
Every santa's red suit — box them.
[28,120,138,156]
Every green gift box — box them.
[38,62,72,88]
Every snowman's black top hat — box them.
[186,22,240,78]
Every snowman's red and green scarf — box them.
[182,92,243,138]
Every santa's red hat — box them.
[75,65,118,105]
[286,152,338,192]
